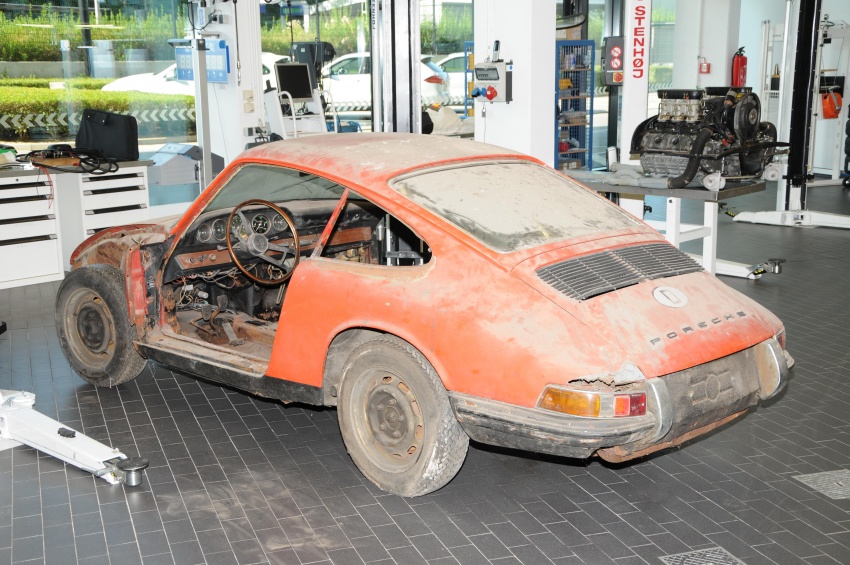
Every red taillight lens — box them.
[614,393,646,417]
[424,75,445,85]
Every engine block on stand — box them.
[631,88,785,189]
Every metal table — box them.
[580,179,767,278]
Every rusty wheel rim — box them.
[64,288,116,371]
[353,370,425,473]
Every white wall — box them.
[473,0,556,166]
[738,0,850,175]
[671,0,741,89]
[738,0,788,96]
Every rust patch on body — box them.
[596,409,746,463]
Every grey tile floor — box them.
[2,181,850,564]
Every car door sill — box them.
[136,334,322,405]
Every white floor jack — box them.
[0,389,148,486]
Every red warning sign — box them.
[610,46,622,58]
[612,71,624,83]
[610,57,622,70]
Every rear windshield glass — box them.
[391,162,641,252]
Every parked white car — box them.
[102,53,289,95]
[436,52,468,106]
[320,52,450,111]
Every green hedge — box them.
[0,86,194,140]
[0,9,371,64]
[0,6,471,63]
[648,64,673,85]
[0,77,110,90]
[261,13,369,56]
[0,10,184,62]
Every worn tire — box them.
[338,335,469,497]
[55,265,147,387]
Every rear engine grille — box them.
[536,243,702,301]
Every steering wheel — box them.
[225,199,301,285]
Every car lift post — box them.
[0,389,148,486]
[734,0,850,229]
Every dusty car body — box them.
[56,133,792,496]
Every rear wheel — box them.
[338,335,468,497]
[55,265,147,386]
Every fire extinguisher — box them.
[731,47,747,87]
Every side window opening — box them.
[321,193,431,266]
[374,214,432,266]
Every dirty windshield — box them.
[391,162,641,252]
[205,164,348,212]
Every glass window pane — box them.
[392,162,641,253]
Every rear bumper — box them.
[449,393,658,459]
[450,337,789,461]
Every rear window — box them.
[391,162,641,253]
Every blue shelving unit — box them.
[555,40,595,171]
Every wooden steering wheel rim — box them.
[225,199,301,285]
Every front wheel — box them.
[338,335,469,497]
[55,265,147,386]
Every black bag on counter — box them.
[75,109,139,161]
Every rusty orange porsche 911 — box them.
[56,133,792,496]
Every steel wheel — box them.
[65,288,116,370]
[338,335,468,496]
[56,265,147,386]
[353,369,425,473]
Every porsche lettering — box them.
[650,311,748,346]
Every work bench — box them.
[578,179,767,278]
[0,161,152,289]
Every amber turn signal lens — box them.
[540,388,601,417]
[540,387,646,418]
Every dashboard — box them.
[166,199,382,278]
[194,210,294,244]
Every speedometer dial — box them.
[272,213,288,232]
[212,219,227,241]
[252,214,270,234]
[197,223,212,242]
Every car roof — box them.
[236,133,532,189]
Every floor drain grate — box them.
[659,547,745,565]
[793,469,850,499]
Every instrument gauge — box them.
[212,218,227,241]
[272,213,288,232]
[252,214,270,234]
[197,223,212,242]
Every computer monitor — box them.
[274,62,315,103]
[290,41,335,89]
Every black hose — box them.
[668,128,713,188]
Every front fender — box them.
[71,224,169,270]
